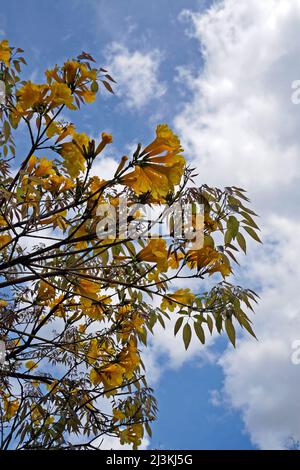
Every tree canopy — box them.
[0,39,260,449]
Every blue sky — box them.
[152,348,253,450]
[0,0,203,144]
[2,0,300,450]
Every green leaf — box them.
[204,234,215,248]
[174,316,184,336]
[239,316,257,339]
[3,120,11,141]
[138,327,148,346]
[194,322,205,344]
[145,422,152,438]
[227,215,239,237]
[225,318,236,347]
[207,315,213,334]
[183,323,192,350]
[240,211,259,229]
[236,232,247,253]
[225,229,233,245]
[215,314,223,333]
[91,81,99,92]
[243,226,262,243]
[227,195,241,208]
[157,314,165,329]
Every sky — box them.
[1,0,300,450]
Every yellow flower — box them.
[42,174,74,192]
[147,270,162,285]
[187,246,221,270]
[62,61,96,86]
[0,39,10,67]
[10,108,23,128]
[61,61,79,84]
[0,217,8,227]
[44,119,75,142]
[78,63,97,82]
[49,82,76,110]
[168,251,184,269]
[95,132,113,156]
[187,246,232,278]
[59,176,74,191]
[46,61,97,92]
[161,288,195,312]
[37,280,55,303]
[142,123,182,156]
[45,65,62,85]
[33,157,55,177]
[121,124,185,199]
[90,363,125,393]
[115,155,129,176]
[113,408,126,422]
[78,89,96,103]
[3,397,19,420]
[31,405,44,427]
[17,82,49,111]
[40,211,68,231]
[89,176,107,196]
[119,339,141,379]
[78,324,86,333]
[0,234,11,248]
[118,304,132,315]
[59,132,89,177]
[81,295,111,320]
[0,299,8,308]
[137,239,168,272]
[27,155,38,173]
[208,257,232,278]
[76,278,100,300]
[49,295,65,317]
[118,313,145,341]
[25,360,38,370]
[86,338,99,364]
[119,423,143,450]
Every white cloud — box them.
[177,1,300,197]
[104,43,166,110]
[90,156,118,180]
[220,216,300,449]
[174,0,300,449]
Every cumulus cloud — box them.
[104,43,166,110]
[220,216,300,449]
[90,156,118,180]
[174,0,300,449]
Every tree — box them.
[0,39,260,450]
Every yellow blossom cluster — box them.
[121,124,185,199]
[0,39,11,67]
